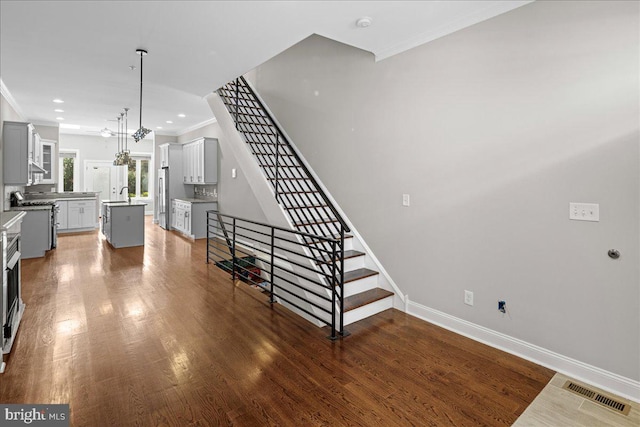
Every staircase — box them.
[216,76,394,330]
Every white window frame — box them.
[58,149,80,192]
[128,153,152,199]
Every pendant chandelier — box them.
[132,48,151,142]
[113,108,132,166]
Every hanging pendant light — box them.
[122,107,131,166]
[132,49,151,142]
[113,114,122,165]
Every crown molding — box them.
[0,78,26,120]
[374,1,534,61]
[176,117,217,137]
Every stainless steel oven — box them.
[3,234,20,342]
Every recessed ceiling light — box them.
[156,126,163,129]
[166,120,173,124]
[177,114,186,118]
[56,117,65,121]
[53,98,64,103]
[356,17,372,28]
[54,109,64,113]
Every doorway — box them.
[84,160,127,201]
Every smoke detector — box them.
[356,17,372,28]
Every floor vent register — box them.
[562,380,631,416]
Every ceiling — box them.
[0,1,532,137]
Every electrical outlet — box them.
[464,290,474,306]
[498,300,506,313]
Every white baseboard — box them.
[407,299,640,403]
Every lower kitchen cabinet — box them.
[57,201,68,229]
[59,199,97,231]
[172,200,217,239]
[19,209,51,259]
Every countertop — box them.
[173,198,218,204]
[8,206,54,211]
[24,192,98,201]
[104,202,147,208]
[0,211,27,230]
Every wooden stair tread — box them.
[284,205,329,210]
[259,164,302,169]
[318,250,365,264]
[344,268,379,283]
[344,288,394,312]
[279,190,319,195]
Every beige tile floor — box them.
[514,373,639,426]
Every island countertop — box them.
[103,202,148,207]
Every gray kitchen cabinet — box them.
[182,138,217,184]
[66,200,97,230]
[102,203,145,248]
[173,199,217,239]
[41,140,56,184]
[19,209,51,259]
[171,200,177,230]
[57,201,68,229]
[2,121,32,185]
[2,121,48,186]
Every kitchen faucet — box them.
[119,186,131,204]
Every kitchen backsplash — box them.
[194,184,217,200]
[4,185,25,210]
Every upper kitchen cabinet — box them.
[2,121,48,186]
[40,140,57,184]
[3,121,32,185]
[159,142,182,169]
[182,138,217,184]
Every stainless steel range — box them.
[10,191,58,251]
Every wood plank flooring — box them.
[1,217,554,426]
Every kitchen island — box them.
[102,202,146,248]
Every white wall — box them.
[248,0,639,388]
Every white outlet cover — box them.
[569,202,599,222]
[402,194,410,207]
[464,290,474,306]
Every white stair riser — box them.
[296,222,342,237]
[343,274,379,298]
[342,255,365,272]
[343,295,394,326]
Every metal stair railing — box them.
[217,76,350,334]
[207,210,344,339]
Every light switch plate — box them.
[231,168,237,179]
[402,194,410,207]
[569,203,599,222]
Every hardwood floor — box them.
[1,217,554,426]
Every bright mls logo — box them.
[1,404,69,426]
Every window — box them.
[58,150,79,192]
[127,156,151,198]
